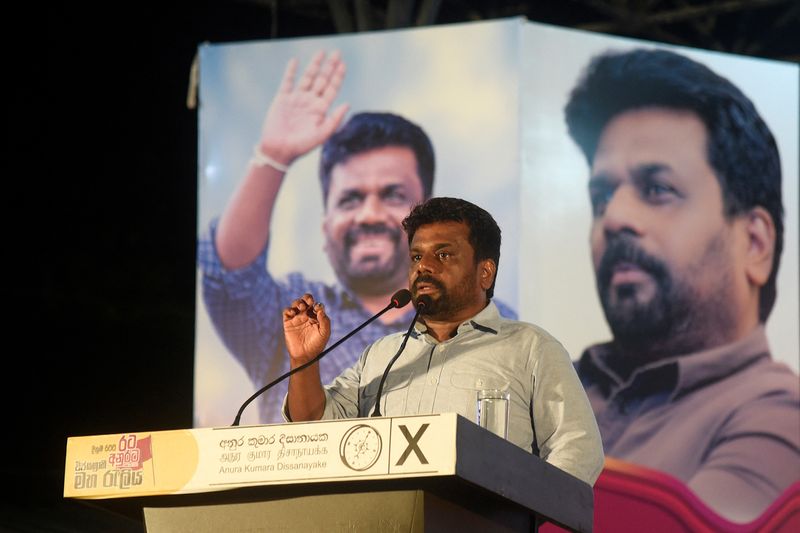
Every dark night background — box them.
[4,1,797,530]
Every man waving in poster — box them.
[198,51,516,424]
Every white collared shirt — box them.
[286,301,604,486]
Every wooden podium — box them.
[64,413,593,532]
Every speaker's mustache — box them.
[413,275,444,292]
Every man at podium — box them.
[280,196,605,487]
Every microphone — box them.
[231,288,413,426]
[371,297,426,417]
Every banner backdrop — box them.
[518,22,799,525]
[195,17,799,527]
[196,19,521,427]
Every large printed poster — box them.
[195,17,799,528]
[195,19,521,428]
[519,22,799,525]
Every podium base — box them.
[143,489,534,532]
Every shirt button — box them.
[429,377,438,385]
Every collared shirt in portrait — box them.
[577,326,800,522]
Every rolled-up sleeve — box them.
[281,347,369,422]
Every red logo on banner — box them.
[108,434,152,470]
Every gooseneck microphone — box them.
[231,288,412,426]
[371,297,426,417]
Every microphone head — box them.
[415,294,432,310]
[391,289,413,308]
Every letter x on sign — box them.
[396,424,429,465]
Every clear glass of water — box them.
[477,389,510,439]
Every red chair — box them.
[541,458,800,532]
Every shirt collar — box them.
[579,326,771,400]
[412,300,502,341]
[674,326,770,395]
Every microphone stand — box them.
[371,304,423,417]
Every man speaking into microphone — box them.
[281,197,604,487]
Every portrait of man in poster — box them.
[195,21,521,427]
[519,24,799,524]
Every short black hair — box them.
[564,48,783,321]
[319,112,435,202]
[402,197,501,299]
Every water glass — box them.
[477,389,510,439]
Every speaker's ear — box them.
[480,259,497,290]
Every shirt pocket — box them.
[361,372,412,417]
[449,372,510,422]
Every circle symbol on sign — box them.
[339,424,382,471]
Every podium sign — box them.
[65,414,458,499]
[65,413,594,532]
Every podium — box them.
[64,413,593,532]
